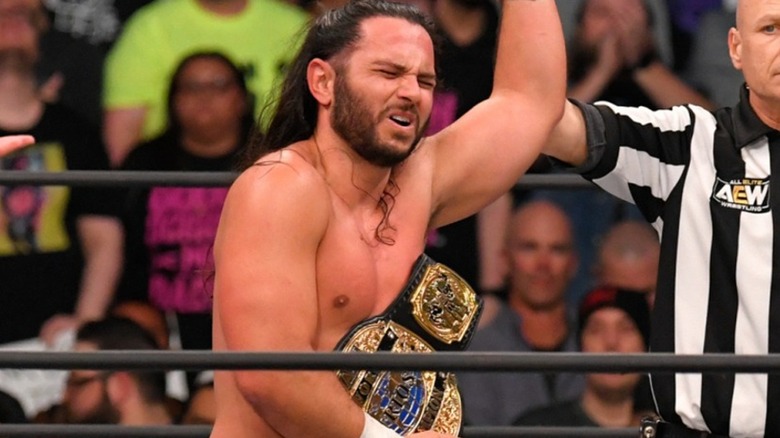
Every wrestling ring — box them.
[0,171,761,437]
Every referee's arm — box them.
[543,100,588,166]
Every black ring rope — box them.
[0,170,593,189]
[0,424,640,437]
[0,351,659,436]
[2,350,780,373]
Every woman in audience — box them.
[118,51,254,391]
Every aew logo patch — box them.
[712,177,770,213]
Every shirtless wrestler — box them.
[209,0,566,437]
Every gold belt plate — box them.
[410,263,480,345]
[336,321,462,436]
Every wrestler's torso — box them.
[211,142,439,437]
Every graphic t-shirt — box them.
[0,104,117,344]
[119,138,238,313]
[143,186,227,312]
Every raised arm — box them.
[428,0,566,229]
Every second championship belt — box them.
[335,254,483,436]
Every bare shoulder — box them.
[217,147,332,247]
[227,148,329,212]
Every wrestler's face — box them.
[505,203,578,311]
[730,0,780,112]
[331,17,435,167]
[581,307,644,395]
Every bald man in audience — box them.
[593,220,660,307]
[459,200,585,425]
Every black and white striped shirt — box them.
[576,86,780,437]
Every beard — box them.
[330,73,426,168]
[66,387,121,424]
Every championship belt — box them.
[335,254,483,436]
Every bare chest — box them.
[312,199,429,351]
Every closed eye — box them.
[378,69,399,78]
[418,79,436,90]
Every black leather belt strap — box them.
[333,254,484,436]
[336,253,483,352]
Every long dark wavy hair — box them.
[243,0,439,167]
[241,0,439,244]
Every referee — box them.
[545,0,779,437]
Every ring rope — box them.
[0,424,639,437]
[2,351,780,373]
[0,170,593,189]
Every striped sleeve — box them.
[578,102,700,224]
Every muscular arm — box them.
[213,162,367,438]
[428,0,566,229]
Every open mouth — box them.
[389,115,413,128]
